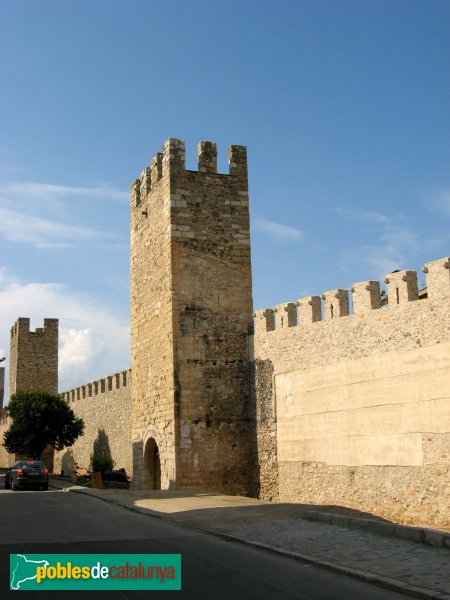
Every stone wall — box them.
[250,358,278,500]
[54,370,132,476]
[9,318,58,399]
[130,141,177,490]
[0,367,4,410]
[253,257,450,528]
[0,413,15,467]
[131,139,254,493]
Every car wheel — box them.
[11,482,18,491]
[42,484,48,491]
[5,478,10,490]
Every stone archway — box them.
[143,437,161,490]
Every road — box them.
[0,485,409,599]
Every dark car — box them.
[4,460,49,491]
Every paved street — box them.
[0,486,410,600]
[46,478,450,599]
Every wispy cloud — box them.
[0,207,115,248]
[0,166,23,177]
[335,207,446,278]
[254,218,304,241]
[0,181,128,203]
[0,174,127,249]
[335,208,390,225]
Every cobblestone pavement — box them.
[218,518,450,597]
[49,479,450,599]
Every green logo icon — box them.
[10,554,182,590]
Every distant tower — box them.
[130,139,253,493]
[9,318,59,399]
[0,366,4,410]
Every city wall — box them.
[0,370,132,474]
[54,370,132,477]
[0,367,4,409]
[0,413,15,466]
[252,257,450,528]
[2,140,449,530]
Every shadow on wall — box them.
[60,448,75,478]
[91,428,114,474]
[40,445,55,473]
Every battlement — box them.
[10,317,58,339]
[254,256,450,333]
[131,138,248,206]
[9,317,58,398]
[61,369,131,403]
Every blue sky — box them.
[0,0,449,393]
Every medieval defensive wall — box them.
[1,139,449,530]
[253,256,450,528]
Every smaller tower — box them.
[0,366,4,410]
[9,318,58,399]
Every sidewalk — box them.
[49,477,450,600]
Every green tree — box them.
[3,389,85,459]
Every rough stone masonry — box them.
[130,139,254,493]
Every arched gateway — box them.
[143,437,161,490]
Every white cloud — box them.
[254,218,304,241]
[0,272,130,398]
[59,328,108,371]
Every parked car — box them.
[4,460,49,491]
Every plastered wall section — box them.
[54,370,132,476]
[252,258,450,528]
[276,342,450,465]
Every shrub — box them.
[90,450,114,475]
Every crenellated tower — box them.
[0,367,4,411]
[131,138,253,493]
[9,318,59,399]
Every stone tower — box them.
[131,138,253,493]
[0,367,4,410]
[9,318,59,399]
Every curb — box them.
[60,485,450,600]
[303,510,450,549]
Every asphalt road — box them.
[0,486,409,599]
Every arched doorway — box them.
[143,438,161,490]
